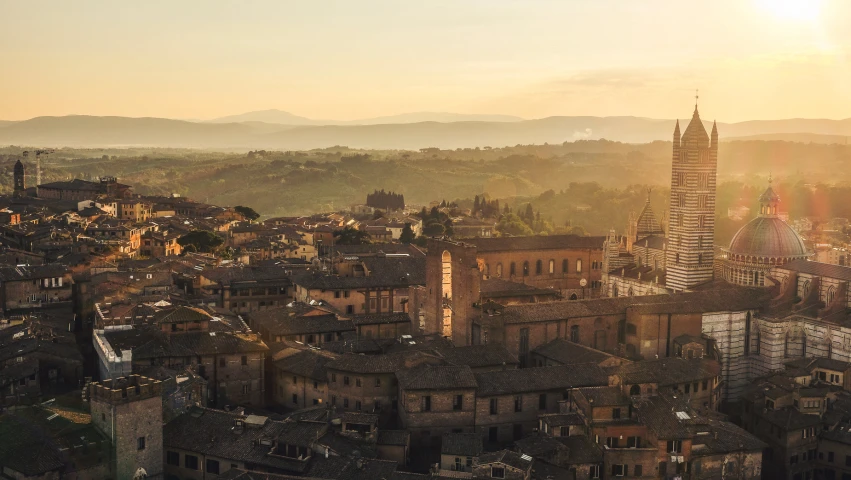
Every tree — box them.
[496,213,534,236]
[373,209,385,220]
[524,203,534,221]
[399,223,416,243]
[422,222,445,237]
[334,226,371,245]
[178,230,224,253]
[234,205,260,222]
[473,195,480,214]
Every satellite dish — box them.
[579,278,588,287]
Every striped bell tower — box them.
[665,100,717,291]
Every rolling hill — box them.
[1,114,851,150]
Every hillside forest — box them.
[1,139,850,246]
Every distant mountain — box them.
[350,112,523,125]
[0,121,16,128]
[208,109,322,125]
[208,110,524,126]
[0,115,259,148]
[726,132,851,145]
[2,114,851,150]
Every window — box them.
[375,378,381,387]
[549,259,555,274]
[589,465,600,478]
[514,395,523,412]
[344,398,349,408]
[612,464,626,476]
[523,261,530,276]
[355,401,362,411]
[166,451,180,466]
[612,408,621,419]
[331,395,337,405]
[576,259,582,273]
[356,378,362,387]
[185,454,199,470]
[535,260,542,275]
[791,454,799,465]
[241,355,248,366]
[293,376,298,385]
[491,467,505,478]
[496,263,503,277]
[539,394,547,410]
[242,384,249,394]
[685,384,690,394]
[344,376,350,386]
[206,459,220,474]
[570,325,579,343]
[313,381,319,389]
[292,394,298,404]
[331,373,337,383]
[490,398,498,415]
[219,357,226,367]
[453,394,463,411]
[137,436,146,450]
[510,262,516,276]
[702,380,708,390]
[668,440,682,453]
[562,259,568,273]
[634,465,642,476]
[422,395,432,412]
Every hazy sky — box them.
[1,0,850,122]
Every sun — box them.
[756,0,822,22]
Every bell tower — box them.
[13,159,25,195]
[665,98,718,291]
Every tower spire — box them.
[694,89,699,113]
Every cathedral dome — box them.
[728,216,807,258]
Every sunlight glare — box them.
[756,0,822,22]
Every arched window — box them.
[535,260,542,275]
[744,312,751,356]
[548,259,555,274]
[570,325,579,342]
[827,285,836,305]
[569,293,578,300]
[629,385,641,396]
[523,261,530,276]
[803,280,810,298]
[576,259,582,273]
[441,251,453,338]
[562,259,569,273]
[496,263,503,277]
[510,262,516,276]
[627,287,634,297]
[485,264,490,276]
[612,283,619,297]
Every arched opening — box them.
[535,260,542,275]
[744,312,751,355]
[629,385,641,396]
[562,259,569,273]
[576,259,582,273]
[627,287,634,297]
[523,261,530,276]
[496,263,503,277]
[827,285,836,305]
[570,325,580,342]
[569,293,578,300]
[510,262,516,276]
[441,251,452,338]
[484,263,490,276]
[549,259,555,274]
[803,280,811,298]
[612,283,619,297]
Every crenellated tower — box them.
[665,103,718,291]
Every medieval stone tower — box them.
[665,103,718,291]
[13,159,25,195]
[418,238,481,346]
[90,375,164,480]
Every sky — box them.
[1,0,850,122]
